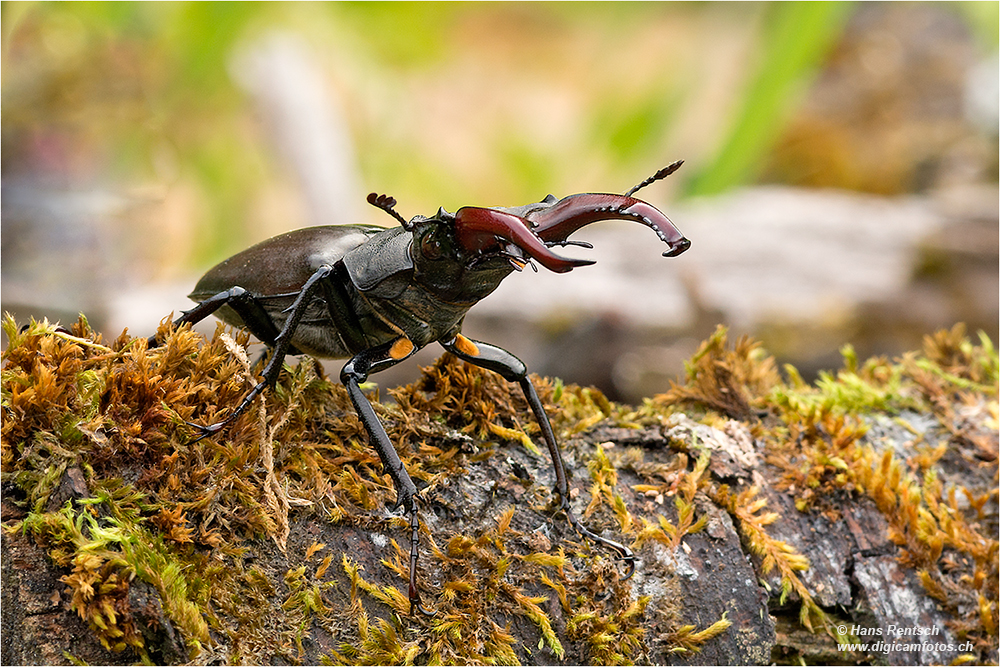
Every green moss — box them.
[19,498,206,660]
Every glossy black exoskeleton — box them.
[150,162,690,614]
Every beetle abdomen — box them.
[186,225,392,359]
[190,225,386,301]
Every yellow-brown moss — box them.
[655,324,781,421]
[4,314,997,664]
[2,314,650,664]
[655,324,997,658]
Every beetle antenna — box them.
[367,192,412,229]
[624,160,684,198]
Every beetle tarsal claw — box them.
[185,421,226,444]
[620,553,637,580]
[410,595,435,617]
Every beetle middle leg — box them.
[441,334,636,579]
[340,337,434,616]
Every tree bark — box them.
[2,322,996,665]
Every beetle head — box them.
[368,190,591,302]
[366,162,690,301]
[403,209,543,303]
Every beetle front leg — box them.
[441,334,636,579]
[340,337,433,617]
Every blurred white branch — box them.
[231,32,364,227]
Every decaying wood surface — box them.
[2,320,997,665]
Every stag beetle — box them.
[149,161,690,615]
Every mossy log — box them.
[2,316,997,665]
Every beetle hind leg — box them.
[149,286,277,348]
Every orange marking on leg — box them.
[455,334,480,357]
[390,337,414,360]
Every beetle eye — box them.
[421,232,443,260]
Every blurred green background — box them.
[2,1,997,399]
